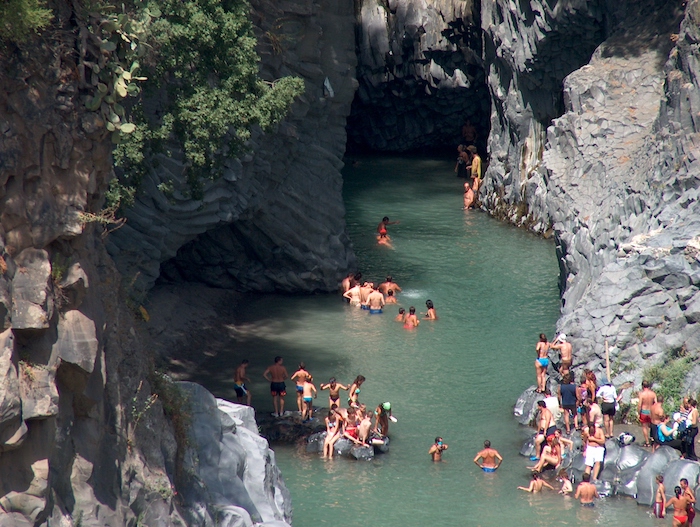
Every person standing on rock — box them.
[466,145,482,192]
[638,380,657,447]
[558,373,577,434]
[533,400,554,459]
[263,356,289,417]
[291,362,313,414]
[574,472,598,506]
[301,377,317,421]
[651,395,666,451]
[534,334,550,393]
[234,359,252,406]
[683,398,698,461]
[583,422,605,480]
[596,377,621,439]
[549,333,572,377]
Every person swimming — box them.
[395,307,406,322]
[424,299,437,319]
[385,289,398,304]
[403,306,419,329]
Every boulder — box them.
[662,460,700,499]
[11,249,53,330]
[637,447,681,506]
[350,444,374,461]
[513,387,543,426]
[51,310,99,373]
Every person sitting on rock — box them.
[343,408,363,445]
[358,411,373,444]
[374,404,390,436]
[323,407,343,459]
[657,414,684,453]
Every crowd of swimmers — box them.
[341,269,437,328]
[517,331,700,519]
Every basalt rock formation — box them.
[347,0,489,153]
[483,0,700,392]
[0,6,292,526]
[107,0,358,296]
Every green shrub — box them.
[644,356,694,414]
[113,0,304,198]
[0,0,52,42]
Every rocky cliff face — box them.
[481,0,700,390]
[348,0,489,152]
[107,0,358,296]
[0,6,292,526]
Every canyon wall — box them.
[347,0,489,153]
[482,0,700,392]
[107,0,358,297]
[0,3,293,526]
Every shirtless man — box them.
[473,440,503,472]
[359,282,373,307]
[574,473,597,506]
[263,356,289,417]
[378,276,402,295]
[681,478,696,526]
[429,437,449,461]
[651,395,665,451]
[518,472,554,493]
[462,120,477,145]
[549,333,572,377]
[291,363,312,413]
[301,378,317,421]
[533,400,554,459]
[638,380,657,446]
[358,411,373,444]
[654,475,666,518]
[343,282,362,306]
[366,286,385,313]
[320,378,348,408]
[385,289,398,304]
[234,359,252,406]
[583,423,606,480]
[377,216,399,238]
[403,306,420,329]
[463,181,475,210]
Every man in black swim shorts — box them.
[263,356,289,417]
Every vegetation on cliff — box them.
[0,0,52,41]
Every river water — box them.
[194,156,659,526]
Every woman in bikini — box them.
[291,363,312,413]
[320,378,348,409]
[665,486,690,527]
[403,307,420,329]
[528,436,561,472]
[347,375,365,408]
[534,334,550,393]
[322,409,343,458]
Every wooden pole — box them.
[605,340,611,381]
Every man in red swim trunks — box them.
[377,216,399,238]
[263,356,289,417]
[638,380,657,446]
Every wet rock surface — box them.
[484,0,700,387]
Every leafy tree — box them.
[0,0,52,42]
[114,0,304,199]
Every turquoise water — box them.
[192,157,659,526]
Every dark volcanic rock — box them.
[347,0,490,153]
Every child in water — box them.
[424,300,437,319]
[557,470,573,495]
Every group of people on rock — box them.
[455,145,483,210]
[654,476,697,524]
